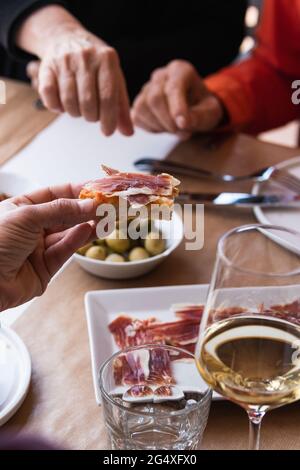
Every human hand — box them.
[0,184,98,311]
[132,60,224,136]
[27,60,40,91]
[18,5,133,135]
[25,31,133,136]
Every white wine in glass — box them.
[196,224,300,450]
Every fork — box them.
[134,157,300,194]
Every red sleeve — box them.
[204,0,300,134]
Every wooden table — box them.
[2,80,300,450]
[0,78,56,165]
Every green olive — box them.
[105,253,126,263]
[85,245,106,260]
[77,243,93,256]
[144,232,166,255]
[106,229,130,253]
[129,247,150,262]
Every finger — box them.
[132,91,164,133]
[165,78,190,130]
[10,183,84,206]
[131,110,162,133]
[164,61,200,129]
[117,70,134,136]
[26,61,40,90]
[45,221,97,248]
[98,51,119,136]
[27,61,40,79]
[58,71,80,117]
[25,198,98,230]
[32,76,39,91]
[76,63,99,121]
[146,68,176,132]
[188,95,224,132]
[38,65,62,113]
[44,218,96,237]
[146,83,177,133]
[45,222,94,276]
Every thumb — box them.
[45,222,94,276]
[29,198,98,230]
[188,95,224,132]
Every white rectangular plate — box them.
[85,284,216,404]
[86,283,300,405]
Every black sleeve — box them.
[0,1,67,61]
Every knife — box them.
[176,192,300,208]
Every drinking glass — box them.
[99,344,212,450]
[196,224,300,450]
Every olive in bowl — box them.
[73,212,183,280]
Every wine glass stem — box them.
[248,411,265,450]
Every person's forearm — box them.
[15,4,85,57]
[204,0,300,134]
[205,55,300,135]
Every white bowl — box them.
[73,212,184,279]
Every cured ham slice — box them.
[113,348,173,386]
[259,300,300,325]
[148,348,173,384]
[108,306,204,370]
[147,319,200,349]
[262,300,300,315]
[124,385,153,399]
[108,315,158,349]
[110,299,300,388]
[154,385,174,397]
[79,165,180,209]
[113,350,149,385]
[173,304,204,320]
[108,304,262,361]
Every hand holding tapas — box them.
[0,184,98,311]
[79,165,180,213]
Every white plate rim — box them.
[0,325,31,426]
[253,155,300,255]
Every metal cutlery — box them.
[176,191,300,208]
[134,157,300,194]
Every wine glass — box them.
[195,224,300,450]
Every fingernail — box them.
[78,198,95,212]
[176,115,186,129]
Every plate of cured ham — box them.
[86,285,300,404]
[85,284,214,404]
